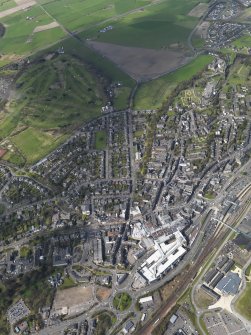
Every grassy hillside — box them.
[0,54,106,164]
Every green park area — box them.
[134,54,213,110]
[113,292,132,311]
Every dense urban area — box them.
[0,0,251,335]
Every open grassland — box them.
[85,0,209,50]
[0,5,66,63]
[0,54,106,164]
[235,282,251,321]
[134,54,213,110]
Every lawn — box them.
[134,54,213,109]
[113,292,132,311]
[235,282,251,321]
[95,130,107,150]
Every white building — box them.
[139,231,186,283]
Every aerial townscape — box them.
[0,0,251,334]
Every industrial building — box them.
[216,272,241,295]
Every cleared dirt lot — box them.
[88,41,190,81]
[188,3,208,17]
[0,0,36,18]
[33,21,59,33]
[96,287,112,302]
[53,286,95,315]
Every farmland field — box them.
[84,0,209,50]
[0,5,66,63]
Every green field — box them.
[235,282,251,321]
[134,54,213,109]
[82,0,209,50]
[95,130,107,150]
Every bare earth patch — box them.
[188,3,208,17]
[0,0,36,18]
[96,287,112,302]
[53,285,95,316]
[33,21,59,33]
[88,41,190,81]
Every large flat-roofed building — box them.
[138,231,186,283]
[216,272,241,295]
